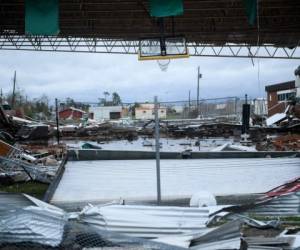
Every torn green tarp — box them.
[243,0,257,25]
[149,0,183,17]
[25,0,59,35]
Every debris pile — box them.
[0,190,299,250]
[257,134,300,151]
[272,134,300,151]
[167,123,242,139]
[58,121,138,141]
[0,140,64,185]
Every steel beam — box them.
[0,34,299,59]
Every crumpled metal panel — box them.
[0,193,35,214]
[73,204,209,238]
[153,219,242,249]
[247,192,300,216]
[190,219,242,250]
[0,155,57,184]
[244,235,297,250]
[192,238,241,250]
[0,206,66,247]
[247,247,282,250]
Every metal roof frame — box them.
[0,34,300,59]
[0,0,300,58]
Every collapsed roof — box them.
[0,0,300,47]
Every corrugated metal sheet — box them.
[190,219,242,250]
[0,206,66,247]
[74,204,209,238]
[154,218,286,249]
[192,238,241,250]
[247,247,282,250]
[244,236,295,249]
[0,193,35,214]
[247,192,300,216]
[51,158,300,206]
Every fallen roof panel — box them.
[50,158,300,208]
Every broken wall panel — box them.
[50,158,300,209]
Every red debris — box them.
[265,177,300,197]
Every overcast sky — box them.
[0,50,299,104]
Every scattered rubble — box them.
[0,139,65,184]
[257,134,300,151]
[0,192,299,249]
[210,143,257,152]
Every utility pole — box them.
[55,98,60,145]
[154,96,161,205]
[11,71,16,109]
[0,88,2,105]
[197,66,202,117]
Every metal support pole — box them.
[55,98,60,145]
[197,67,199,116]
[197,67,202,117]
[234,97,238,117]
[11,71,16,109]
[154,96,161,205]
[188,90,191,118]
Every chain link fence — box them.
[73,96,267,121]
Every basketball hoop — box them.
[138,36,189,61]
[157,59,170,72]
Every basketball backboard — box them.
[138,36,189,61]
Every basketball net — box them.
[157,59,170,72]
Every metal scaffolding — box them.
[0,34,300,59]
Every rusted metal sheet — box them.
[0,140,14,157]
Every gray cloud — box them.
[0,50,298,104]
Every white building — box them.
[135,103,167,120]
[89,106,123,120]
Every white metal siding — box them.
[51,158,300,205]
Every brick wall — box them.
[267,91,287,116]
[59,109,83,120]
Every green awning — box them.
[25,0,59,35]
[243,0,257,25]
[149,0,184,17]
